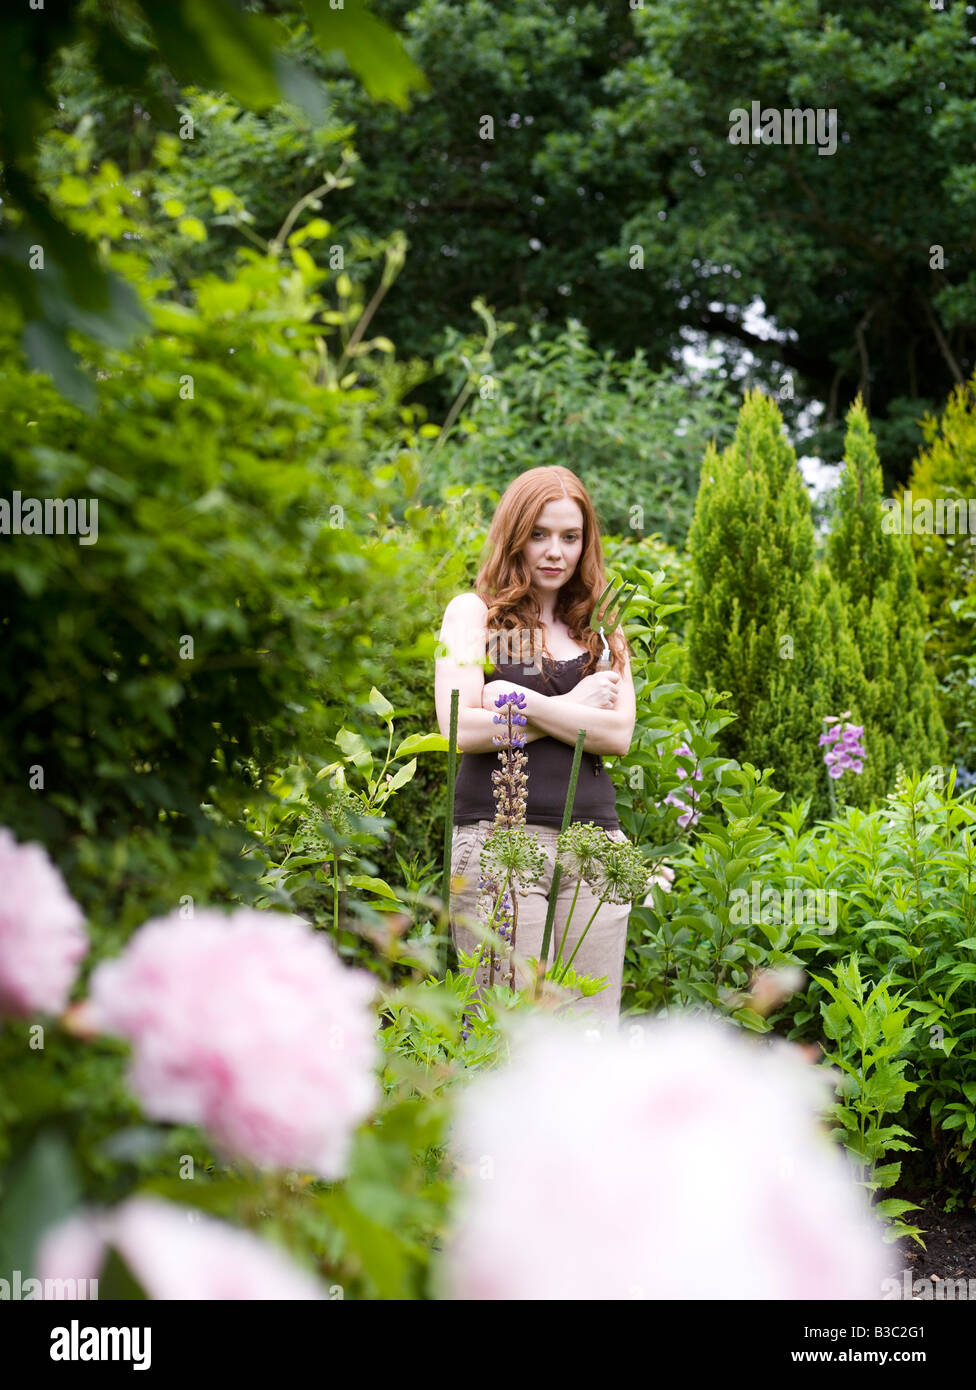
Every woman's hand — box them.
[566,671,621,709]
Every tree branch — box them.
[915,287,965,385]
[854,299,881,410]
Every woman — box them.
[435,465,646,1029]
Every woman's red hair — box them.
[473,466,630,684]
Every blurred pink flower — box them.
[87,909,379,1179]
[0,827,88,1018]
[439,1011,889,1300]
[749,965,807,1014]
[36,1196,328,1299]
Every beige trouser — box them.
[448,819,631,1031]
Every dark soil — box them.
[881,1185,976,1297]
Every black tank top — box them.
[452,650,620,829]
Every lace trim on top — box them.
[543,652,588,666]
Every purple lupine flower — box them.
[478,871,514,946]
[479,691,530,986]
[492,697,528,749]
[489,695,530,825]
[492,709,527,749]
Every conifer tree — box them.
[685,389,843,815]
[827,395,948,797]
[895,374,976,770]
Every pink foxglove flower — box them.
[439,1011,888,1300]
[659,742,703,828]
[87,909,379,1179]
[820,720,866,780]
[36,1196,328,1299]
[0,827,88,1018]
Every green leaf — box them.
[335,727,373,771]
[291,245,319,279]
[940,1112,969,1130]
[731,1005,771,1032]
[875,1198,923,1219]
[140,0,281,109]
[665,913,708,933]
[177,216,207,243]
[872,1161,902,1189]
[0,1132,82,1279]
[318,1187,414,1299]
[99,1244,149,1299]
[368,686,395,720]
[21,321,94,411]
[56,176,92,207]
[302,0,429,109]
[683,979,720,1005]
[209,186,239,214]
[386,757,416,792]
[394,732,449,756]
[346,874,398,899]
[725,857,751,885]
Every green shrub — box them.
[826,395,947,805]
[631,761,976,1212]
[898,372,976,774]
[418,317,740,546]
[685,388,856,817]
[0,154,425,935]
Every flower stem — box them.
[553,875,582,974]
[555,897,606,985]
[538,729,587,973]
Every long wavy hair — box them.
[474,466,630,687]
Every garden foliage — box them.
[899,373,976,775]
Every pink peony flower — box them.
[36,1196,329,1299]
[87,909,379,1179]
[750,965,807,1014]
[439,1011,889,1300]
[0,827,88,1017]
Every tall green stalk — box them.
[536,728,587,994]
[554,897,604,983]
[439,688,459,980]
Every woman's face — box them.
[523,499,585,598]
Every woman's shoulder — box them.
[444,592,489,620]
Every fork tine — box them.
[590,581,614,631]
[591,579,636,632]
[592,581,613,622]
[604,582,638,633]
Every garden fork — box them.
[589,578,638,668]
